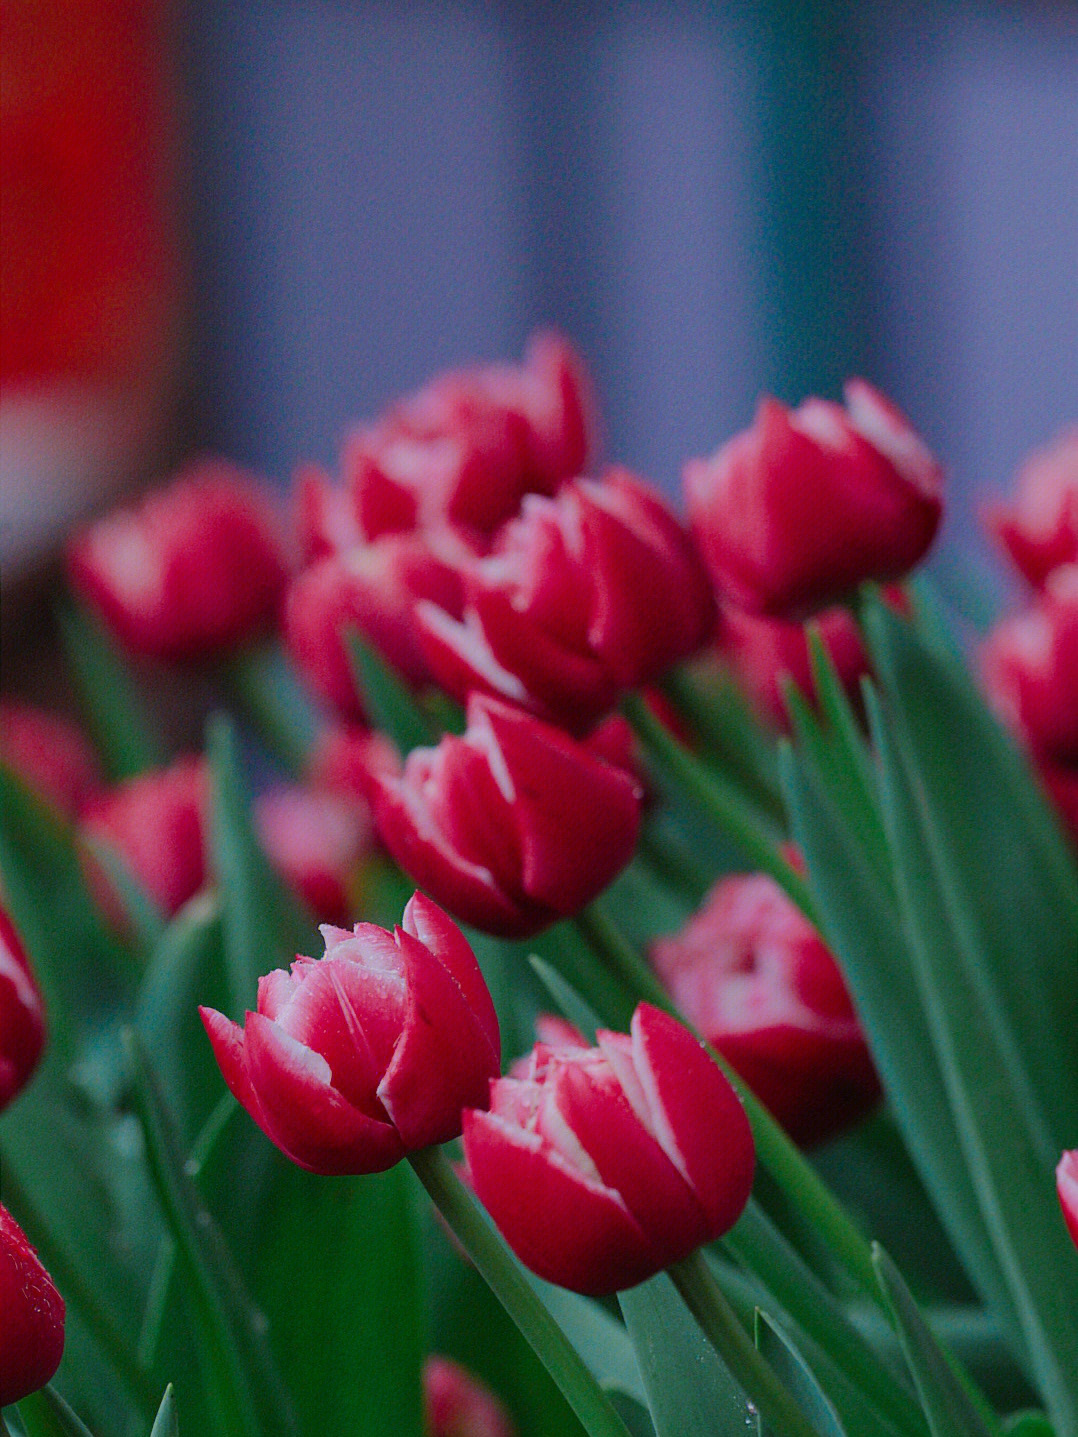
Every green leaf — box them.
[660,664,783,817]
[869,683,1078,1428]
[82,832,166,952]
[58,600,164,780]
[218,641,320,776]
[206,714,316,1014]
[1003,1415,1055,1437]
[528,955,603,1043]
[347,632,434,754]
[15,1386,97,1437]
[531,1283,646,1409]
[618,1274,752,1437]
[754,1311,848,1437]
[872,1247,1000,1437]
[149,1387,178,1437]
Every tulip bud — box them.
[371,695,642,937]
[0,699,101,818]
[201,893,500,1174]
[418,469,716,733]
[308,723,403,807]
[255,785,372,926]
[986,427,1078,589]
[463,1004,754,1295]
[1058,1151,1078,1249]
[685,381,942,619]
[981,566,1078,764]
[650,867,880,1147]
[0,1203,65,1404]
[0,906,46,1112]
[67,459,289,661]
[424,1357,516,1437]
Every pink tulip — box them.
[67,458,289,661]
[255,785,373,926]
[0,699,101,817]
[424,1357,516,1437]
[201,893,500,1174]
[650,867,880,1147]
[371,695,642,937]
[307,722,401,806]
[0,1203,65,1404]
[463,1004,754,1295]
[1058,1151,1078,1249]
[685,380,942,618]
[986,427,1078,588]
[0,906,46,1112]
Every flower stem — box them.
[669,1250,823,1437]
[575,903,670,1012]
[409,1147,636,1437]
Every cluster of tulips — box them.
[1,336,1076,1437]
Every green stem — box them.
[409,1148,635,1437]
[574,904,670,1012]
[622,692,818,924]
[669,1251,823,1437]
[660,667,783,817]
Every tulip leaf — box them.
[347,631,435,754]
[57,600,165,780]
[218,641,320,776]
[619,1273,752,1437]
[149,1387,179,1437]
[754,1311,848,1437]
[1003,1416,1055,1437]
[531,1281,647,1409]
[528,954,603,1042]
[15,1386,97,1437]
[206,714,317,1014]
[82,832,167,953]
[868,685,1078,1429]
[872,1247,1000,1437]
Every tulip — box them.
[255,785,373,926]
[981,565,1078,764]
[200,893,500,1174]
[0,906,46,1112]
[0,1203,66,1405]
[67,458,289,661]
[0,699,101,817]
[284,531,469,717]
[424,1357,516,1437]
[371,695,642,937]
[685,380,942,618]
[418,470,716,733]
[463,1004,754,1295]
[1058,1151,1078,1249]
[308,723,403,807]
[650,867,880,1147]
[81,757,208,923]
[986,427,1078,588]
[1040,763,1078,850]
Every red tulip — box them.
[418,470,716,733]
[1040,762,1078,850]
[463,1004,754,1295]
[67,459,289,661]
[81,757,208,923]
[1058,1151,1078,1249]
[685,380,942,618]
[0,1203,65,1404]
[255,785,373,926]
[424,1357,516,1437]
[0,906,46,1112]
[981,565,1078,764]
[371,695,642,937]
[0,700,101,817]
[201,893,500,1174]
[307,723,401,806]
[986,428,1078,589]
[650,867,880,1147]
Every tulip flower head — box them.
[986,427,1078,589]
[0,905,46,1112]
[463,1004,754,1295]
[372,694,642,937]
[0,700,101,818]
[685,380,942,619]
[424,1356,516,1437]
[201,894,500,1174]
[1058,1151,1078,1250]
[0,1203,66,1405]
[255,784,373,926]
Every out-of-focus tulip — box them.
[255,785,372,926]
[67,459,289,662]
[284,532,468,717]
[201,893,500,1174]
[715,605,868,728]
[463,1004,754,1295]
[0,906,46,1112]
[424,1357,516,1437]
[418,469,716,733]
[308,723,402,806]
[981,566,1078,764]
[0,1203,66,1404]
[0,700,101,817]
[81,757,207,922]
[1058,1151,1078,1249]
[650,867,880,1147]
[684,380,942,619]
[372,695,642,937]
[986,428,1078,589]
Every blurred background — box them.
[3,0,1076,627]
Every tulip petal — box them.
[402,892,501,1063]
